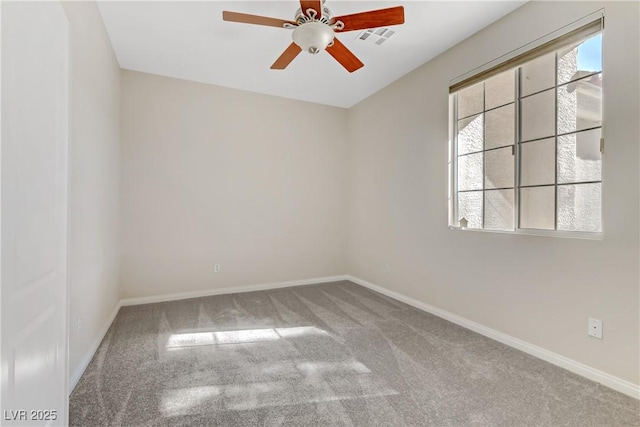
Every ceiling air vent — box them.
[356,28,395,45]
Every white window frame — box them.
[448,11,605,240]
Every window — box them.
[449,18,603,237]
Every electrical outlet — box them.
[383,264,391,274]
[214,264,221,273]
[76,315,83,335]
[588,317,602,339]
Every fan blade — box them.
[332,6,404,32]
[300,1,322,18]
[326,38,364,73]
[222,11,296,28]
[271,43,302,69]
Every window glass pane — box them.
[458,82,483,118]
[458,191,483,229]
[557,73,602,135]
[485,147,514,189]
[457,114,483,155]
[558,129,601,184]
[520,186,555,230]
[558,33,602,84]
[485,189,514,231]
[458,152,483,191]
[485,70,514,110]
[485,104,514,149]
[520,138,555,186]
[521,89,555,142]
[557,183,601,232]
[521,52,555,96]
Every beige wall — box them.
[120,71,348,298]
[62,1,122,386]
[346,1,639,385]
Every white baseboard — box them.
[119,275,349,306]
[69,300,122,393]
[347,275,640,400]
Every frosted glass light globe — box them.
[292,22,334,54]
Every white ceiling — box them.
[98,1,526,108]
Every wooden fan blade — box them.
[300,1,322,18]
[332,6,404,32]
[271,43,302,70]
[326,38,364,73]
[222,11,296,28]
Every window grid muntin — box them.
[453,94,460,226]
[514,69,521,231]
[519,70,601,102]
[481,83,486,229]
[554,49,559,230]
[519,125,603,145]
[458,99,516,121]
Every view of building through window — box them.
[452,32,603,234]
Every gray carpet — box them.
[70,280,639,426]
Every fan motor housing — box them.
[293,3,333,25]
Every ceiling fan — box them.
[222,1,405,73]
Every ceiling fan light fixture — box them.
[222,2,404,71]
[292,22,334,55]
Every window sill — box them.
[448,225,603,240]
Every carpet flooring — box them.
[70,280,639,426]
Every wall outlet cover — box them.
[588,317,602,339]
